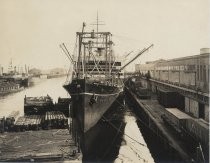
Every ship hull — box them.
[64,78,123,132]
[81,99,125,161]
[0,87,24,96]
[63,78,123,155]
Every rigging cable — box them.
[101,115,146,147]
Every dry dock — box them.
[125,86,201,162]
[0,129,81,162]
[115,111,154,163]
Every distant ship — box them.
[0,80,24,95]
[0,63,27,95]
[0,59,30,89]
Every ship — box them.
[0,60,30,88]
[0,79,24,95]
[0,73,29,95]
[62,18,153,160]
[63,21,124,157]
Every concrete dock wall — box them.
[185,97,190,113]
[204,105,209,122]
[189,98,199,118]
[125,87,191,162]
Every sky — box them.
[0,0,209,71]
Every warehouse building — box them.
[135,48,210,122]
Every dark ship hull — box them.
[79,95,126,161]
[63,78,123,156]
[64,78,123,132]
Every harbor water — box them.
[0,77,69,117]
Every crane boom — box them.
[62,43,74,63]
[116,44,153,74]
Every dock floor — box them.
[0,129,81,162]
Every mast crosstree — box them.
[76,20,114,80]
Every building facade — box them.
[135,48,210,122]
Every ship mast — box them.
[75,15,116,80]
[91,14,109,78]
[77,22,86,78]
[91,12,105,45]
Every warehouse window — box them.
[180,65,184,71]
[203,65,206,82]
[200,65,203,81]
[197,65,199,80]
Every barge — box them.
[24,95,54,115]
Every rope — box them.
[101,115,145,147]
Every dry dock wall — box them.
[185,97,190,113]
[125,87,191,162]
[204,105,209,122]
[185,96,209,122]
[134,76,209,122]
[189,98,199,118]
[125,86,209,162]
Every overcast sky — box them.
[0,0,209,71]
